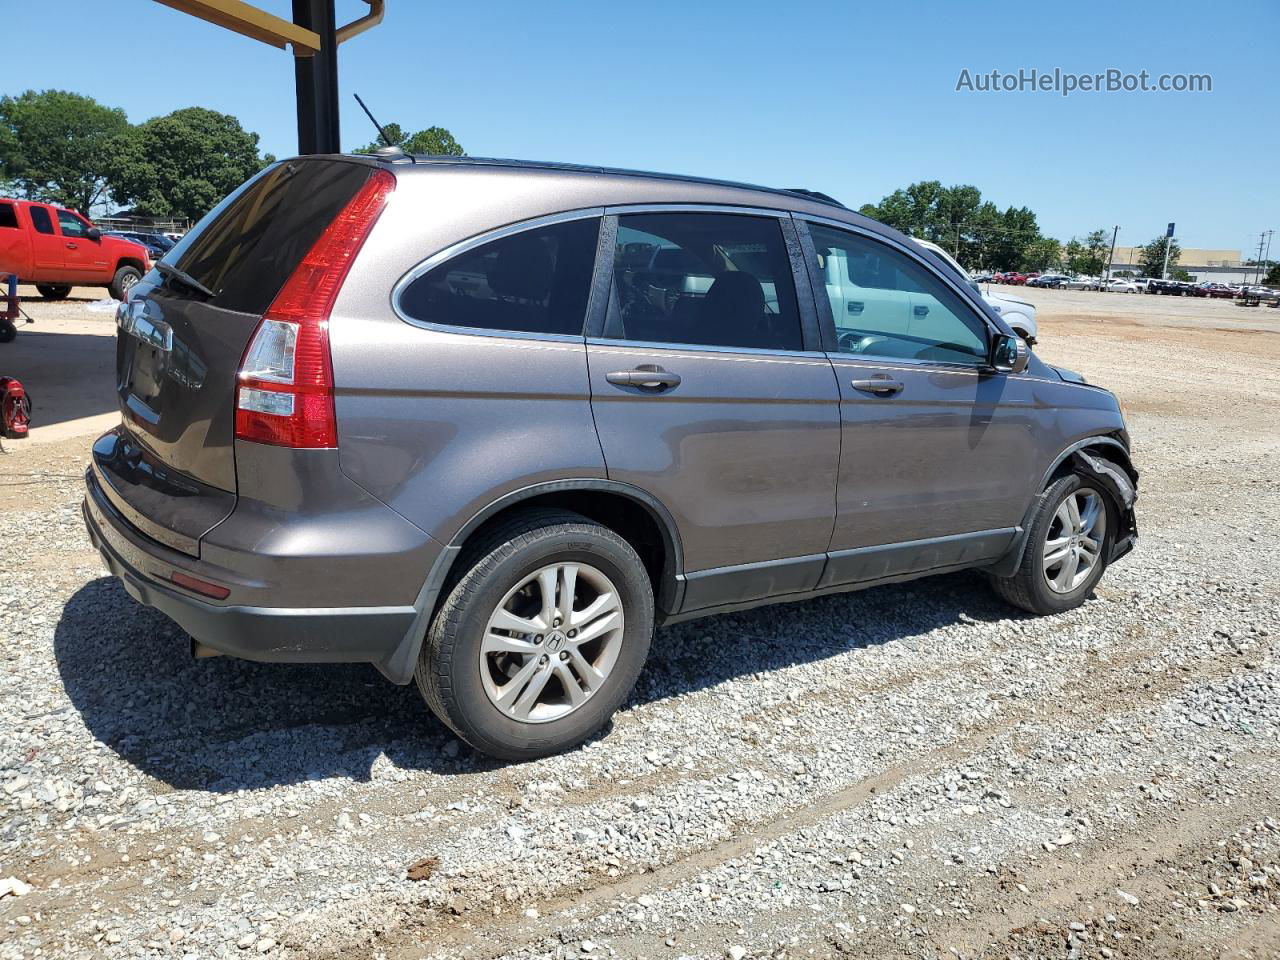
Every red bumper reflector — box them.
[169,571,231,600]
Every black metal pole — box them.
[293,0,340,154]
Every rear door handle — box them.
[851,378,904,395]
[606,365,681,391]
[65,242,78,249]
[913,304,929,317]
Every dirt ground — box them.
[0,287,1277,960]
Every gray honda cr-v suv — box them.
[84,154,1137,759]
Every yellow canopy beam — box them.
[153,0,384,55]
[153,0,322,53]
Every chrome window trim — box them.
[585,336,828,363]
[606,202,794,217]
[391,207,605,341]
[793,212,1005,339]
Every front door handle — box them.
[851,378,904,395]
[606,365,681,391]
[65,242,78,249]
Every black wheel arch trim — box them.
[990,436,1138,579]
[376,479,685,685]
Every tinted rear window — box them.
[164,160,371,315]
[398,218,600,337]
[0,203,17,229]
[29,206,54,234]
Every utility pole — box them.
[1264,230,1275,285]
[1105,225,1119,287]
[293,0,340,154]
[1256,233,1267,285]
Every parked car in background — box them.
[1061,276,1098,290]
[913,238,1038,343]
[0,198,149,300]
[1190,282,1234,299]
[1103,278,1140,293]
[83,154,1136,760]
[107,231,172,262]
[1027,274,1068,288]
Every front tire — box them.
[109,266,141,301]
[990,474,1111,616]
[416,509,654,761]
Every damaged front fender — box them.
[1071,448,1138,563]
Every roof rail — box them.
[361,153,847,208]
[782,188,846,208]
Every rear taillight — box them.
[235,169,395,448]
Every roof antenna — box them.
[353,92,394,148]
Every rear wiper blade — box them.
[155,260,214,299]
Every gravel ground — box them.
[1,290,1278,959]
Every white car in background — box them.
[1103,278,1141,293]
[912,238,1039,344]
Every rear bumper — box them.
[83,472,418,675]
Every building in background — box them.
[1108,246,1265,283]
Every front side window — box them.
[605,212,802,351]
[808,223,988,365]
[398,217,600,336]
[28,206,54,235]
[57,210,90,238]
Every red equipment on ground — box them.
[1,376,30,439]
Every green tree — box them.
[1020,235,1063,272]
[1063,238,1085,274]
[106,107,271,221]
[1138,235,1181,279]
[354,122,464,156]
[1079,228,1111,276]
[0,89,130,212]
[1265,264,1280,286]
[1170,268,1193,282]
[859,181,1049,271]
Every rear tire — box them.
[990,473,1112,616]
[0,321,15,343]
[109,266,141,301]
[416,509,654,761]
[36,284,71,300]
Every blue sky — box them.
[5,0,1276,252]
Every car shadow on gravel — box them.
[56,570,1024,792]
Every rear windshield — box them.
[163,159,372,315]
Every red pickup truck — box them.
[0,198,149,301]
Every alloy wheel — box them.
[1042,488,1106,593]
[479,562,624,723]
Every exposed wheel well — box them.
[450,490,677,607]
[1045,438,1136,488]
[116,258,146,276]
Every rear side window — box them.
[0,203,17,229]
[163,160,372,315]
[604,212,802,351]
[29,206,54,234]
[398,217,600,336]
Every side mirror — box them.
[86,227,102,240]
[990,333,1029,374]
